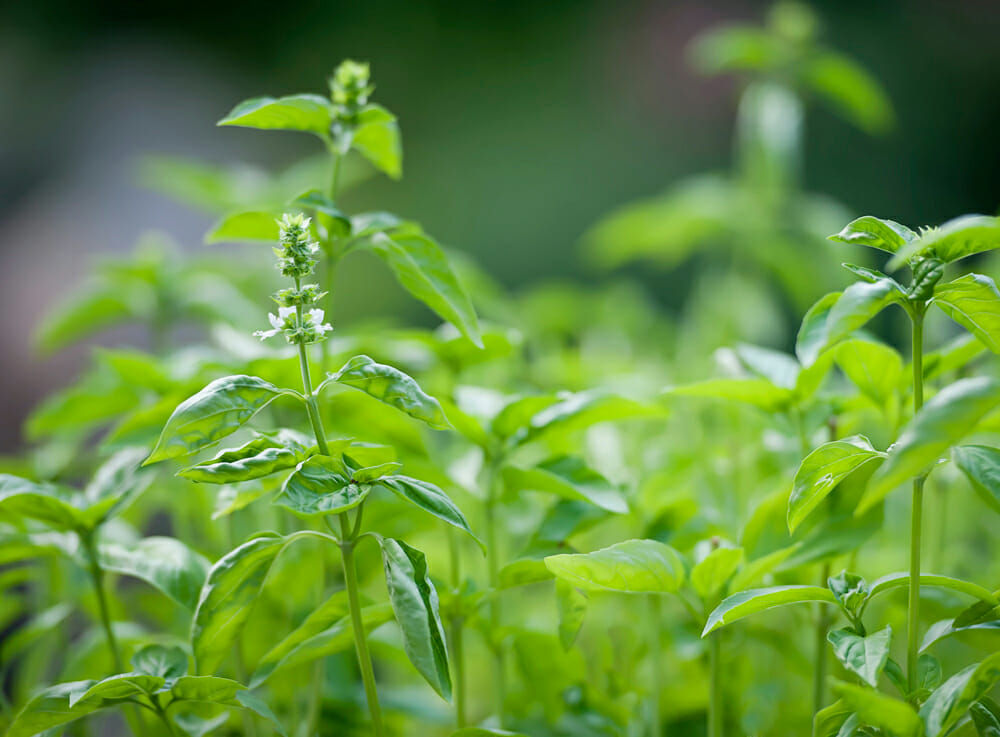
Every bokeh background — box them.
[1,0,998,452]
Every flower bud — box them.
[329,60,374,110]
[274,213,320,279]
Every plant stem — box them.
[813,561,831,714]
[82,532,123,673]
[484,457,506,726]
[907,308,926,693]
[448,529,468,728]
[293,318,383,735]
[649,595,663,737]
[708,632,722,737]
[339,516,385,737]
[320,151,343,374]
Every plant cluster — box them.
[3,6,1000,737]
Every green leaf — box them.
[501,456,628,514]
[236,690,288,737]
[131,644,188,680]
[833,681,923,737]
[788,436,885,532]
[191,533,298,673]
[970,698,1000,737]
[952,445,1000,513]
[516,391,661,446]
[797,292,841,367]
[218,93,332,136]
[100,536,210,611]
[367,231,481,346]
[72,673,164,706]
[933,274,1000,353]
[828,626,892,687]
[275,454,371,517]
[921,618,1000,653]
[814,699,855,737]
[170,674,244,704]
[555,579,588,650]
[889,214,1000,269]
[321,355,450,429]
[0,476,81,531]
[800,52,894,135]
[816,278,906,360]
[702,586,838,636]
[923,334,986,381]
[544,539,685,594]
[180,429,315,484]
[691,546,745,599]
[5,681,105,737]
[735,343,800,389]
[450,729,530,737]
[859,378,1000,513]
[921,653,1000,737]
[146,375,299,464]
[828,216,916,254]
[352,104,402,179]
[377,475,482,550]
[666,378,793,412]
[379,538,451,699]
[205,211,280,244]
[865,573,997,610]
[251,603,394,687]
[37,291,135,354]
[835,339,904,404]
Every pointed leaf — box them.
[379,538,451,699]
[4,681,104,737]
[367,231,481,346]
[788,435,884,532]
[218,94,332,136]
[797,292,841,367]
[131,644,189,680]
[555,579,588,650]
[275,454,372,517]
[835,339,904,403]
[890,214,1000,269]
[180,429,315,484]
[352,104,402,179]
[703,586,838,636]
[860,378,1000,513]
[828,216,916,254]
[921,653,1000,737]
[321,355,450,429]
[691,546,744,600]
[377,475,482,549]
[833,681,923,737]
[146,375,299,464]
[828,626,892,687]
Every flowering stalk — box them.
[256,214,384,736]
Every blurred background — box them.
[1,0,998,452]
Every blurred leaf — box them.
[921,653,1000,737]
[352,104,402,179]
[834,681,922,736]
[953,445,1000,513]
[692,546,744,600]
[544,539,685,594]
[501,457,627,514]
[797,291,841,367]
[800,52,894,134]
[835,339,903,404]
[205,210,280,244]
[555,579,588,650]
[131,644,188,681]
[666,378,793,412]
[218,94,332,136]
[99,536,210,611]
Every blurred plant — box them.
[583,1,894,316]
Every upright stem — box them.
[294,315,383,735]
[82,532,123,673]
[484,458,506,726]
[813,561,831,714]
[708,632,722,737]
[907,308,926,693]
[649,595,663,737]
[320,151,343,374]
[339,516,385,737]
[448,529,468,728]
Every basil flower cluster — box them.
[254,213,332,345]
[329,59,373,114]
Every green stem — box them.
[320,151,343,374]
[448,529,468,728]
[708,632,722,737]
[154,702,181,737]
[82,532,123,673]
[907,308,926,694]
[294,311,383,734]
[813,561,831,714]
[649,595,663,737]
[339,516,385,737]
[484,458,506,726]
